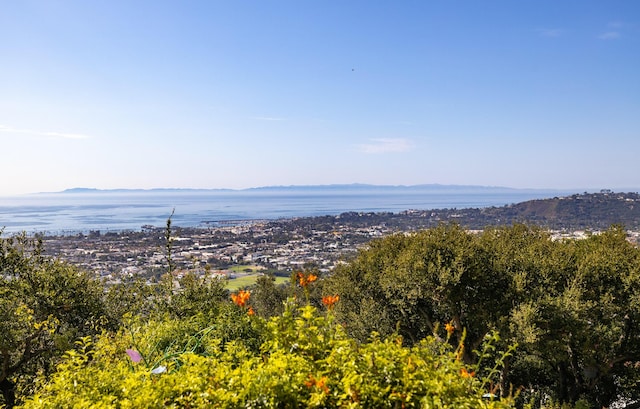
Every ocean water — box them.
[0,188,574,235]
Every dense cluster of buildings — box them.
[41,205,640,284]
[42,218,387,282]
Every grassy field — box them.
[222,265,290,290]
[228,265,264,273]
[226,273,289,290]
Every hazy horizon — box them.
[1,1,638,195]
[4,183,637,198]
[0,185,590,234]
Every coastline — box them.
[0,188,575,236]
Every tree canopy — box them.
[325,224,640,407]
[0,234,107,406]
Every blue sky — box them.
[1,1,639,195]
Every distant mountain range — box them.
[57,184,574,195]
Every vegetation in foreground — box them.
[1,223,639,408]
[19,301,513,408]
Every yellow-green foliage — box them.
[20,301,514,408]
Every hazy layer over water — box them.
[0,187,575,235]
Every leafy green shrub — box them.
[20,301,515,408]
[325,224,640,407]
[1,233,108,407]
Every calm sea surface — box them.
[0,188,574,235]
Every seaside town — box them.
[39,192,640,286]
[41,216,383,284]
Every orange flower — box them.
[231,290,250,307]
[316,376,329,394]
[297,272,318,288]
[247,307,255,316]
[460,368,475,378]
[445,322,455,335]
[322,295,340,310]
[304,375,316,389]
[305,375,329,394]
